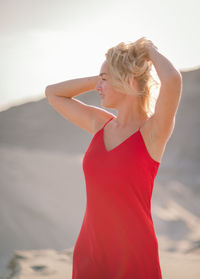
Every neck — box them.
[114,98,148,128]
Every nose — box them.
[95,80,102,92]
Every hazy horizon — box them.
[1,0,200,112]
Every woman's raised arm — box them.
[146,41,182,142]
[45,76,114,134]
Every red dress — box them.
[72,117,162,279]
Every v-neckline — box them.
[102,117,141,153]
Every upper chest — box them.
[103,122,165,163]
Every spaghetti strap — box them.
[103,117,114,128]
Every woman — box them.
[45,37,182,278]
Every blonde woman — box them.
[45,37,182,279]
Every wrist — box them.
[148,47,159,61]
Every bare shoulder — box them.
[139,115,173,163]
[93,110,116,135]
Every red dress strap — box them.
[103,117,114,128]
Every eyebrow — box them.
[99,72,107,77]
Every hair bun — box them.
[105,37,159,116]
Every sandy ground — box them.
[1,248,200,279]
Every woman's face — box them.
[95,60,125,109]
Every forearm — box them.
[45,75,99,98]
[149,48,181,83]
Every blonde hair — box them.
[105,37,159,117]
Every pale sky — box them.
[0,0,199,111]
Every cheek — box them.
[102,84,108,92]
[104,82,112,91]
